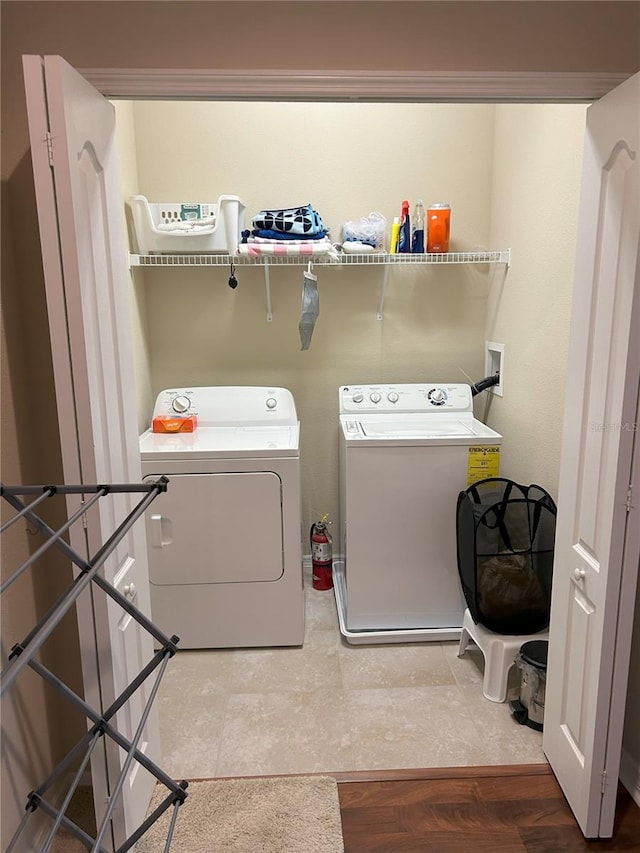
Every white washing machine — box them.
[139,386,303,649]
[336,383,502,644]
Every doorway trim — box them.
[79,69,628,102]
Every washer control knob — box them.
[370,392,382,404]
[428,388,447,405]
[352,393,364,404]
[266,397,277,409]
[172,395,191,414]
[387,391,399,403]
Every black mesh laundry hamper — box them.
[456,478,557,635]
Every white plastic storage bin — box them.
[129,195,246,253]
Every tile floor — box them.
[157,570,546,779]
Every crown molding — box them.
[79,69,630,102]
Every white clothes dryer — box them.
[139,386,303,649]
[336,383,502,644]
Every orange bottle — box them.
[427,203,451,253]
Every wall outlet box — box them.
[485,341,504,397]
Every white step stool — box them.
[457,608,549,703]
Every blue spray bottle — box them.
[398,200,411,253]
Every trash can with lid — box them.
[509,639,548,731]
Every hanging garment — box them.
[299,267,319,351]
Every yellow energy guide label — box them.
[467,445,501,485]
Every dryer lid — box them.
[139,424,300,459]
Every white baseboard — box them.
[620,747,640,808]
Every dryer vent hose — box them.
[471,373,500,397]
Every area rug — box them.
[134,775,344,852]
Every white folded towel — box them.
[237,238,339,260]
[156,215,216,233]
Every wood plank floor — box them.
[334,765,640,852]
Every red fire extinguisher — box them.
[311,515,333,590]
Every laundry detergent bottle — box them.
[427,203,451,253]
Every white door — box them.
[23,55,160,847]
[543,71,640,838]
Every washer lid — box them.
[139,423,300,459]
[341,413,501,443]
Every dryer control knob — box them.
[266,397,277,409]
[370,392,382,404]
[172,395,191,414]
[387,392,399,403]
[352,393,364,404]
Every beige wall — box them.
[2,2,639,846]
[125,100,496,527]
[119,97,588,527]
[114,101,154,432]
[486,104,589,495]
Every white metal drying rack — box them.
[128,249,511,321]
[1,480,187,853]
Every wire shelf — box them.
[128,248,510,322]
[129,249,510,267]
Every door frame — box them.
[76,69,628,102]
[52,63,639,818]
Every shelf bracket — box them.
[264,263,273,321]
[377,262,391,320]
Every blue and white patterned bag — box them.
[252,203,325,236]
